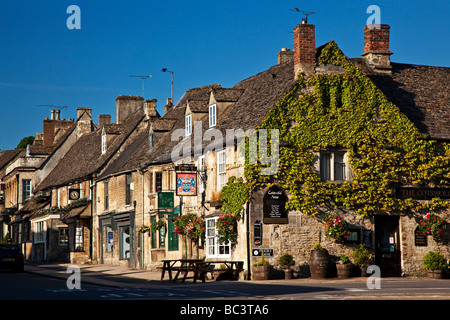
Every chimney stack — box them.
[164,98,173,115]
[144,99,158,119]
[293,23,316,78]
[362,24,393,72]
[77,107,92,119]
[277,48,294,65]
[98,114,111,128]
[116,95,143,124]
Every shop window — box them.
[120,225,131,259]
[105,226,113,252]
[75,224,84,251]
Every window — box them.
[149,133,154,149]
[101,131,107,154]
[319,151,348,181]
[34,221,45,243]
[125,173,132,205]
[22,179,31,202]
[217,150,226,191]
[120,225,131,259]
[209,104,216,127]
[206,217,231,258]
[75,224,84,251]
[155,172,162,192]
[105,226,113,252]
[104,181,109,210]
[185,114,192,136]
[59,227,68,246]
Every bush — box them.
[423,251,448,271]
[278,254,295,268]
[353,244,371,268]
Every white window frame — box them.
[209,104,216,127]
[217,150,226,191]
[185,114,192,136]
[205,217,231,259]
[101,132,107,154]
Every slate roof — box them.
[34,110,145,191]
[354,60,450,140]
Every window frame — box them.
[205,217,231,258]
[319,150,348,182]
[185,114,192,136]
[22,179,31,202]
[209,104,216,127]
[101,131,107,154]
[216,150,226,191]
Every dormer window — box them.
[185,114,192,136]
[101,130,107,154]
[149,133,154,149]
[209,104,216,127]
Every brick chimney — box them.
[116,95,143,124]
[98,114,111,128]
[293,22,316,78]
[361,24,393,72]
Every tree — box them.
[16,136,35,149]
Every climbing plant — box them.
[242,40,450,217]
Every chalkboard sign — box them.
[263,186,288,224]
[414,227,428,247]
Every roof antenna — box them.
[289,8,316,24]
[129,75,151,99]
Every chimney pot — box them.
[50,109,55,120]
[164,98,173,115]
[56,109,61,120]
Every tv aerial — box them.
[129,75,151,99]
[289,8,316,24]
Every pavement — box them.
[23,260,413,289]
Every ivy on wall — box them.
[234,40,450,218]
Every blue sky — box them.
[0,0,448,151]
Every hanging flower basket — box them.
[418,213,447,242]
[151,219,166,233]
[137,225,151,233]
[173,213,205,243]
[323,213,349,242]
[217,213,238,244]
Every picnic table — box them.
[160,259,244,283]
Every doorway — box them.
[375,215,401,276]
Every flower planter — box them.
[336,263,352,279]
[309,249,329,279]
[210,200,222,208]
[252,265,273,280]
[283,268,294,279]
[427,270,444,279]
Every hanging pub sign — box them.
[263,185,288,224]
[176,173,197,196]
[395,187,450,200]
[158,192,174,213]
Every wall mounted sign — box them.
[252,248,273,257]
[253,220,262,246]
[395,187,450,200]
[158,192,174,213]
[263,185,288,224]
[176,173,197,196]
[414,227,428,247]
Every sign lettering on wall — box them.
[395,187,450,200]
[263,185,288,224]
[158,192,174,213]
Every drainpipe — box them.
[246,201,251,280]
[89,179,94,262]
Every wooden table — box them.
[160,259,206,283]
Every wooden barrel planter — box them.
[336,263,353,279]
[309,249,329,279]
[252,265,273,280]
[427,270,444,279]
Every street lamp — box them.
[161,68,174,101]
